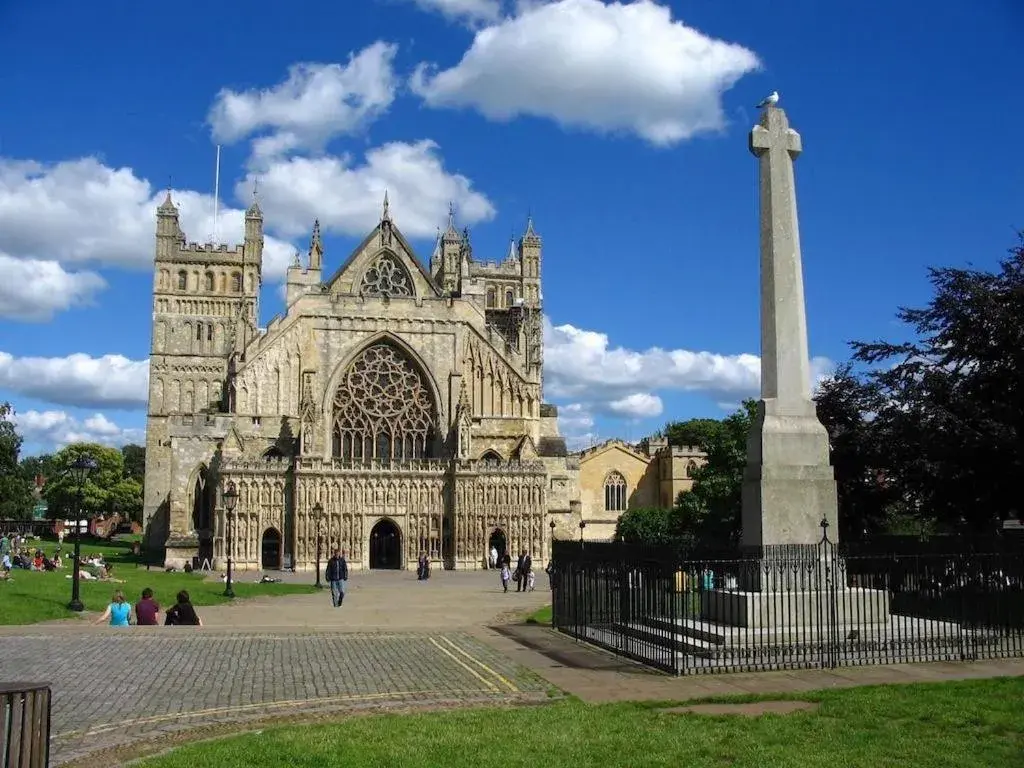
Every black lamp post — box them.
[222,481,238,598]
[313,501,325,589]
[67,454,98,612]
[579,520,586,542]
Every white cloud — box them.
[409,0,503,24]
[13,409,143,452]
[240,140,496,240]
[209,43,398,152]
[605,392,663,418]
[0,157,296,281]
[544,317,834,404]
[0,254,106,322]
[0,352,148,409]
[412,0,760,145]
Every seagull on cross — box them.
[756,91,779,109]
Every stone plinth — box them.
[164,534,199,570]
[701,586,890,629]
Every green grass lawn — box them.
[136,677,1024,768]
[525,604,552,625]
[0,537,317,625]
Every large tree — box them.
[0,402,33,519]
[674,400,757,547]
[43,443,143,522]
[845,233,1024,531]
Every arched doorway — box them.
[191,467,213,564]
[370,519,402,569]
[261,528,282,569]
[488,528,507,564]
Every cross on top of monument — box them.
[750,106,802,160]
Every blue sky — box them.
[0,0,1021,455]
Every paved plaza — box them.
[0,571,553,765]
[4,569,1023,767]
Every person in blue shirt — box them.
[94,589,132,626]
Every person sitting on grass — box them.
[164,590,202,626]
[94,589,132,626]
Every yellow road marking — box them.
[439,636,519,693]
[55,689,489,738]
[428,637,500,693]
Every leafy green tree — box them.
[121,444,145,483]
[614,507,680,545]
[813,364,904,538]
[850,233,1024,531]
[20,453,57,483]
[674,400,757,547]
[43,443,128,519]
[0,402,33,519]
[663,418,725,450]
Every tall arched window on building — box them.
[231,272,242,293]
[505,289,514,307]
[204,272,214,291]
[486,288,496,308]
[604,471,627,512]
[332,342,437,461]
[196,322,204,341]
[686,460,698,478]
[177,270,188,290]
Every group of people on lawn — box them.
[0,532,123,583]
[94,588,203,627]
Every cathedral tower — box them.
[143,192,262,546]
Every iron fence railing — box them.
[551,531,1024,675]
[1,682,51,768]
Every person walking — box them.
[489,545,498,569]
[94,589,132,626]
[326,548,349,607]
[516,550,532,593]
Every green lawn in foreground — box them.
[0,538,317,624]
[138,677,1024,768]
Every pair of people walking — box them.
[325,549,349,607]
[500,549,534,593]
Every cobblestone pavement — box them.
[0,572,555,766]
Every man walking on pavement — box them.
[516,549,532,593]
[326,548,348,607]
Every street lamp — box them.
[313,501,325,589]
[222,481,238,598]
[578,520,586,542]
[67,453,98,612]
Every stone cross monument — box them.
[741,105,839,549]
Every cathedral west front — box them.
[142,192,581,571]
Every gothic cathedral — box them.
[143,193,581,571]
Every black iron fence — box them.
[551,532,1024,675]
[1,682,51,768]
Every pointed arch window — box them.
[332,342,437,461]
[686,460,698,478]
[486,288,496,308]
[177,271,188,290]
[204,272,215,291]
[480,450,502,464]
[231,272,242,293]
[505,289,514,307]
[359,252,413,297]
[604,471,627,512]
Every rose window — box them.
[359,254,413,297]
